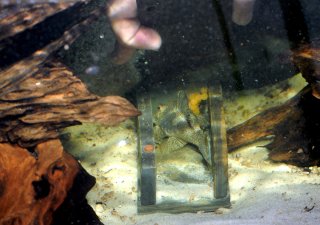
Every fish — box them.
[155,90,212,166]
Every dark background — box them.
[136,0,320,91]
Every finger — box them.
[111,18,162,50]
[128,25,162,50]
[232,0,256,26]
[111,18,140,45]
[107,0,137,20]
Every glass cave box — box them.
[136,83,230,213]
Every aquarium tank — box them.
[0,0,320,224]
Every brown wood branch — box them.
[0,1,135,148]
[19,96,141,124]
[226,85,320,166]
[0,62,140,147]
[227,86,310,151]
[0,3,103,92]
[0,2,76,41]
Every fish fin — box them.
[159,136,187,155]
[176,90,189,115]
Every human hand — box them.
[106,0,162,64]
[232,0,256,26]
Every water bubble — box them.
[85,65,100,75]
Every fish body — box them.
[155,91,211,166]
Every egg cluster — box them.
[188,87,208,115]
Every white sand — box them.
[62,74,320,225]
[64,123,320,225]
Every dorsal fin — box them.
[176,90,189,115]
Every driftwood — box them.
[0,1,141,148]
[226,40,320,166]
[0,3,139,224]
[0,61,140,147]
[227,86,309,150]
[227,85,320,166]
[52,161,103,225]
[0,139,79,225]
[292,41,320,99]
[0,0,104,69]
[0,2,76,41]
[0,3,139,146]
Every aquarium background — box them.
[59,0,320,97]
